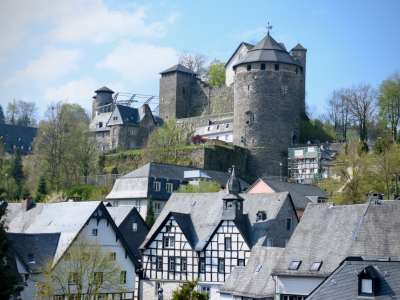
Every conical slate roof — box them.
[233,33,301,67]
[226,166,242,195]
[95,86,114,94]
[291,43,307,51]
[160,64,196,75]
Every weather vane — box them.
[266,21,273,34]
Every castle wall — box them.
[233,62,305,178]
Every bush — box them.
[64,184,108,201]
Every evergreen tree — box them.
[36,176,47,201]
[172,280,208,300]
[0,195,20,298]
[145,199,155,227]
[11,149,24,199]
[0,105,5,124]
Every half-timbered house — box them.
[140,167,298,300]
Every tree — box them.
[33,103,97,191]
[144,119,193,164]
[178,181,221,193]
[324,89,351,141]
[36,176,47,201]
[299,118,334,144]
[145,199,155,227]
[0,105,5,124]
[172,280,208,300]
[6,100,18,125]
[179,53,206,76]
[347,84,377,141]
[0,200,20,299]
[11,149,24,199]
[37,241,126,299]
[379,74,400,141]
[207,61,226,87]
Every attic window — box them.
[310,261,322,271]
[358,267,377,296]
[113,116,118,120]
[274,64,280,71]
[260,63,266,70]
[247,64,251,71]
[256,210,267,221]
[27,253,35,263]
[132,222,138,232]
[288,260,302,270]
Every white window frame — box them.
[166,183,173,193]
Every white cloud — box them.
[44,77,98,111]
[4,48,81,86]
[98,42,178,85]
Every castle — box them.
[89,30,306,178]
[159,31,307,178]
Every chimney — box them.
[21,197,34,211]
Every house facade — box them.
[105,162,249,219]
[5,200,139,300]
[139,168,298,300]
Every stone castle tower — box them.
[233,32,306,177]
[91,86,115,118]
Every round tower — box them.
[233,33,306,178]
[92,86,114,118]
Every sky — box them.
[0,0,399,120]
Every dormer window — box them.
[260,63,266,70]
[274,64,280,71]
[358,266,378,297]
[256,210,267,222]
[247,64,251,71]
[310,261,322,271]
[288,260,302,270]
[153,180,161,192]
[27,253,35,264]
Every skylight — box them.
[310,261,322,271]
[255,264,262,273]
[288,260,302,270]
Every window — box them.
[274,63,280,71]
[94,272,103,284]
[155,281,162,296]
[181,257,187,272]
[207,126,211,131]
[199,258,205,273]
[218,258,225,273]
[245,110,254,126]
[247,64,251,71]
[280,295,305,300]
[113,116,118,120]
[295,67,299,74]
[224,237,232,250]
[166,183,174,193]
[165,224,172,232]
[156,256,163,271]
[110,252,116,261]
[309,261,322,271]
[153,181,161,192]
[256,210,267,221]
[92,228,98,236]
[286,218,292,231]
[216,125,220,129]
[98,122,103,128]
[226,123,229,128]
[288,260,302,270]
[358,267,376,296]
[266,238,274,247]
[199,286,210,295]
[27,253,35,263]
[238,259,245,266]
[168,257,176,272]
[255,264,262,272]
[281,85,288,96]
[261,63,266,70]
[68,272,79,285]
[163,236,175,248]
[132,222,138,232]
[360,279,373,295]
[120,271,127,284]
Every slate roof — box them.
[7,232,60,273]
[141,191,292,251]
[272,201,400,278]
[291,43,307,51]
[262,179,327,210]
[233,33,301,67]
[95,86,114,93]
[220,242,284,299]
[107,206,134,226]
[5,201,101,267]
[106,162,249,200]
[114,105,140,125]
[0,124,37,154]
[308,258,400,300]
[160,64,196,75]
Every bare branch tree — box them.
[179,52,206,76]
[325,89,351,141]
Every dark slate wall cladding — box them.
[233,62,305,177]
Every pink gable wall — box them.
[247,179,276,194]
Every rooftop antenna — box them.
[266,21,273,35]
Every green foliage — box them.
[178,181,221,193]
[0,199,20,298]
[379,74,400,141]
[172,280,209,300]
[144,119,193,164]
[299,119,334,144]
[11,149,24,199]
[207,61,226,87]
[63,184,108,201]
[36,176,48,201]
[145,199,155,227]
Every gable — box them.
[106,107,123,126]
[247,179,276,194]
[205,220,251,251]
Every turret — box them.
[232,32,306,178]
[222,166,243,220]
[290,44,307,76]
[92,86,114,118]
